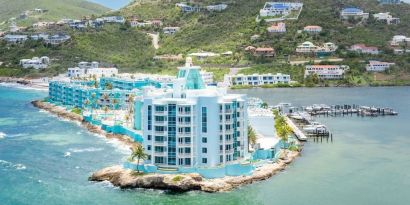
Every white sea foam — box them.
[69,147,104,153]
[0,159,27,170]
[0,132,6,139]
[64,152,71,157]
[0,82,48,92]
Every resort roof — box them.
[342,7,363,13]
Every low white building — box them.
[101,16,125,24]
[206,4,228,12]
[3,34,28,43]
[20,56,50,69]
[260,2,303,17]
[349,44,380,55]
[373,12,400,25]
[224,73,291,86]
[67,61,118,78]
[390,35,410,46]
[200,71,214,85]
[296,42,337,54]
[303,25,322,34]
[340,8,369,20]
[366,61,395,72]
[267,22,286,33]
[163,27,180,35]
[305,65,349,79]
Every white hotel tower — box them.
[140,58,248,169]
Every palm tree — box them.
[130,144,147,173]
[248,126,257,147]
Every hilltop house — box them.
[267,22,286,33]
[206,4,228,12]
[378,0,401,4]
[68,20,88,30]
[304,65,350,79]
[33,21,56,29]
[3,34,28,43]
[259,2,303,17]
[20,56,50,69]
[176,3,201,12]
[224,73,291,86]
[366,61,395,72]
[303,25,322,34]
[349,44,380,55]
[390,35,410,46]
[340,7,369,20]
[246,46,275,57]
[45,34,71,45]
[373,12,400,25]
[296,42,337,55]
[67,62,118,78]
[163,27,180,35]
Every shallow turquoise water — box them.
[1,86,410,205]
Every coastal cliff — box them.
[89,151,300,193]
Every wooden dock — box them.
[285,116,308,141]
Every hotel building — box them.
[224,73,291,86]
[137,58,248,169]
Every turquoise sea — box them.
[1,85,410,205]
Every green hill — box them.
[0,0,109,26]
[1,0,410,86]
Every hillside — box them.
[1,0,410,86]
[0,0,109,27]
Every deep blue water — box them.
[1,86,410,205]
[88,0,132,10]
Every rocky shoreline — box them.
[31,100,137,149]
[89,150,300,193]
[31,100,302,193]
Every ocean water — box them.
[1,86,410,205]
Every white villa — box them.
[373,12,400,25]
[305,65,350,79]
[259,2,303,17]
[200,71,214,85]
[206,4,228,12]
[349,44,380,55]
[390,35,410,46]
[20,56,50,69]
[224,73,291,86]
[267,22,286,33]
[163,27,180,35]
[67,62,118,78]
[296,41,337,54]
[303,25,322,34]
[101,16,125,24]
[340,7,369,20]
[366,61,395,72]
[3,34,28,43]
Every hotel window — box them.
[202,158,208,164]
[185,158,191,165]
[147,105,152,130]
[202,107,207,133]
[178,148,183,154]
[155,157,164,164]
[147,145,151,151]
[202,148,207,154]
[185,137,191,143]
[220,156,223,163]
[155,106,165,112]
[155,146,164,152]
[178,158,183,165]
[155,136,165,142]
[147,135,152,140]
[202,137,207,143]
[185,147,191,153]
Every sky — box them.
[87,0,132,10]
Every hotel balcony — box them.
[154,121,167,126]
[178,111,191,116]
[153,152,167,157]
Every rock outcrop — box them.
[89,151,301,193]
[31,100,137,149]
